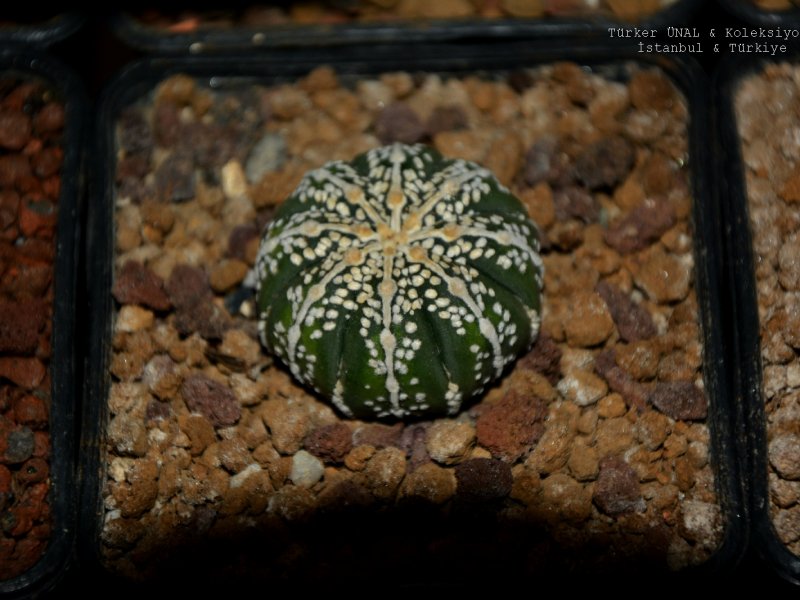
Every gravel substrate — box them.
[736,62,800,558]
[0,76,64,580]
[102,61,723,581]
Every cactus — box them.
[255,143,543,419]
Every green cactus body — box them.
[255,143,543,419]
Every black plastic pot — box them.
[717,52,800,585]
[81,41,744,584]
[0,49,84,598]
[110,1,703,53]
[0,14,83,47]
[718,0,800,26]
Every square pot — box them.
[81,42,743,584]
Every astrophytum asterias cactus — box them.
[255,143,543,419]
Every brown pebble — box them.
[425,105,468,136]
[574,136,634,190]
[181,373,241,427]
[304,423,353,464]
[563,291,614,347]
[605,197,676,254]
[595,280,656,342]
[476,390,546,462]
[629,69,677,112]
[112,261,171,311]
[648,381,707,421]
[11,395,47,429]
[209,259,249,293]
[455,458,513,502]
[0,110,31,150]
[0,357,46,390]
[593,455,644,515]
[352,422,404,450]
[363,447,406,500]
[519,334,562,384]
[0,298,47,355]
[594,349,648,411]
[375,103,425,144]
[400,462,456,505]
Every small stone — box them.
[597,393,627,418]
[605,197,676,254]
[778,238,800,290]
[375,103,425,144]
[629,69,677,111]
[636,411,670,450]
[0,298,46,355]
[115,305,154,333]
[519,334,562,384]
[181,373,241,427]
[0,358,46,390]
[540,472,592,523]
[455,458,513,502]
[425,420,475,465]
[769,433,800,480]
[775,506,800,545]
[245,133,287,184]
[107,414,147,457]
[553,187,599,223]
[166,265,213,308]
[228,224,260,262]
[523,138,571,187]
[290,450,325,488]
[2,427,34,464]
[0,110,31,150]
[520,183,555,230]
[344,445,376,471]
[218,329,262,368]
[155,152,195,203]
[574,136,634,190]
[593,456,644,515]
[563,291,614,347]
[353,422,404,450]
[259,397,315,455]
[678,500,720,545]
[400,462,456,504]
[476,390,546,462]
[142,354,181,400]
[635,249,690,303]
[221,160,249,200]
[11,395,47,429]
[595,417,635,457]
[526,421,571,475]
[557,370,608,407]
[304,423,353,464]
[568,440,599,481]
[113,261,171,311]
[363,447,406,500]
[209,259,249,293]
[594,349,648,411]
[615,341,660,380]
[648,381,707,421]
[425,105,468,136]
[595,280,656,342]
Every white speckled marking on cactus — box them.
[256,143,543,419]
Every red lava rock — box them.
[0,464,10,494]
[0,110,32,150]
[595,280,656,342]
[553,186,599,223]
[605,196,676,254]
[0,155,29,187]
[304,423,353,463]
[155,151,195,203]
[32,102,65,134]
[574,136,634,190]
[400,423,431,472]
[594,349,648,411]
[476,389,546,462]
[32,432,49,459]
[0,357,46,390]
[228,224,260,261]
[14,458,48,486]
[113,260,172,311]
[426,105,468,136]
[375,103,426,144]
[455,458,513,502]
[523,137,573,187]
[0,298,47,355]
[519,334,562,384]
[353,422,404,450]
[593,456,644,515]
[16,239,54,263]
[166,264,213,308]
[12,395,48,429]
[145,399,171,422]
[181,373,241,427]
[648,381,707,421]
[18,197,57,238]
[30,147,63,179]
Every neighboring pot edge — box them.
[0,14,84,47]
[0,49,85,598]
[109,1,702,54]
[716,51,800,585]
[79,42,745,581]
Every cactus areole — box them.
[255,144,543,419]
